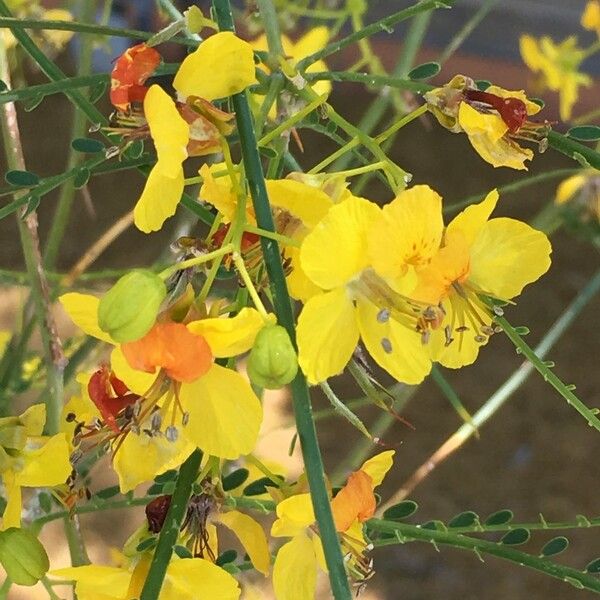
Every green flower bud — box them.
[98,269,166,343]
[247,325,298,389]
[0,528,49,586]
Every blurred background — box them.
[1,1,599,598]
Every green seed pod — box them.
[0,528,49,586]
[247,325,298,389]
[98,269,166,343]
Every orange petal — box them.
[121,322,213,383]
[331,470,376,532]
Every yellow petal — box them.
[2,471,21,529]
[520,35,543,72]
[218,510,270,575]
[296,288,359,384]
[110,346,158,396]
[164,558,241,600]
[286,245,323,302]
[469,217,552,299]
[273,534,317,600]
[556,173,588,205]
[144,85,188,175]
[174,32,256,101]
[134,165,184,233]
[369,185,444,282]
[187,308,275,358]
[20,403,46,437]
[271,493,315,537]
[447,189,498,247]
[300,195,380,289]
[356,297,431,385]
[59,293,113,343]
[16,434,71,488]
[180,364,262,459]
[42,9,75,48]
[360,450,395,487]
[266,179,333,228]
[459,101,507,143]
[199,163,252,224]
[50,566,131,599]
[113,430,194,493]
[427,297,489,368]
[291,27,329,61]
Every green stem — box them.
[63,516,90,566]
[496,312,600,432]
[0,36,64,434]
[296,0,454,71]
[367,519,600,593]
[44,0,96,268]
[332,11,432,172]
[305,70,432,93]
[212,1,351,597]
[0,16,197,46]
[139,450,202,600]
[547,130,600,169]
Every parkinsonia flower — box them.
[112,31,256,233]
[296,192,437,385]
[52,553,241,600]
[0,405,71,529]
[59,292,267,492]
[425,75,547,169]
[555,170,600,222]
[411,190,552,368]
[271,451,394,600]
[519,35,591,121]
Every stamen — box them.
[165,426,179,442]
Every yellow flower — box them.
[59,293,266,492]
[555,170,600,221]
[425,75,544,169]
[412,190,552,368]
[271,451,394,600]
[135,32,255,233]
[296,193,434,385]
[199,166,334,301]
[582,1,600,37]
[520,35,591,121]
[51,554,241,600]
[0,405,71,529]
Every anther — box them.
[377,308,390,323]
[181,412,190,427]
[492,305,504,316]
[65,412,76,422]
[444,325,454,347]
[481,325,495,336]
[150,411,162,432]
[380,337,393,354]
[455,325,469,332]
[474,335,487,343]
[166,426,179,442]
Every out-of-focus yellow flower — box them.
[412,190,552,368]
[250,27,331,117]
[582,1,600,37]
[425,75,544,169]
[271,451,394,600]
[520,35,591,121]
[0,405,71,529]
[51,554,241,600]
[556,170,600,221]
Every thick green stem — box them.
[212,1,351,598]
[139,450,202,600]
[547,130,600,170]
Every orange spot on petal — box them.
[331,470,376,532]
[121,322,213,383]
